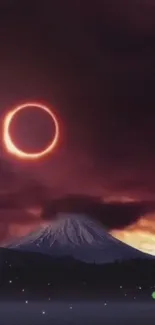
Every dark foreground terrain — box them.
[0,248,155,324]
[0,247,155,294]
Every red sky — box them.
[0,1,155,253]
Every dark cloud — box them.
[41,194,155,230]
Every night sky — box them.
[1,1,155,253]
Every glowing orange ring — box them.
[3,102,59,160]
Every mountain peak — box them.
[6,213,150,263]
[48,213,108,246]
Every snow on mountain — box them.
[6,213,151,263]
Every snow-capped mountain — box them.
[6,213,151,263]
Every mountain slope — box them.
[6,213,151,263]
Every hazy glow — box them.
[104,195,136,203]
[3,102,59,160]
[110,214,155,255]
